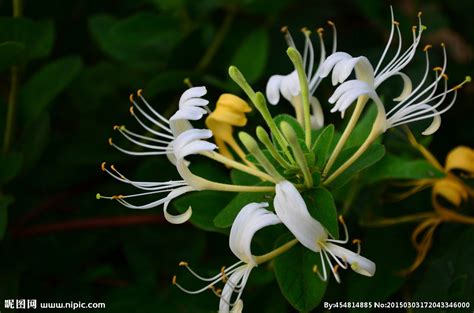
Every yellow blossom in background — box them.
[205,94,253,166]
[370,131,474,274]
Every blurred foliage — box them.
[0,0,473,312]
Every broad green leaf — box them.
[0,153,23,185]
[173,190,233,232]
[145,70,193,97]
[213,185,273,228]
[365,153,446,183]
[0,41,26,71]
[312,124,335,169]
[230,28,269,83]
[20,113,50,170]
[0,17,54,60]
[230,168,261,185]
[0,195,13,240]
[302,187,339,238]
[20,56,83,124]
[327,143,385,189]
[274,234,327,312]
[89,13,182,66]
[274,114,304,140]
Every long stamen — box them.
[130,94,173,134]
[108,138,172,156]
[117,125,171,145]
[326,215,349,244]
[137,89,170,124]
[129,106,174,140]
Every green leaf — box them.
[230,28,269,83]
[365,153,446,183]
[213,186,273,228]
[0,17,54,60]
[89,13,182,66]
[274,234,327,312]
[274,114,304,140]
[145,70,193,97]
[20,56,83,125]
[0,41,26,72]
[312,124,335,169]
[230,168,261,185]
[302,187,339,238]
[20,113,50,170]
[173,190,233,232]
[327,143,385,189]
[0,195,14,240]
[0,153,23,185]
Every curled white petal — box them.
[325,243,376,277]
[318,52,352,79]
[266,75,284,105]
[179,86,207,107]
[173,128,216,160]
[391,72,413,101]
[229,202,281,265]
[310,96,324,129]
[163,186,195,224]
[274,181,327,252]
[421,114,441,136]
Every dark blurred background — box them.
[0,0,472,312]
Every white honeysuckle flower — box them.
[99,128,217,224]
[274,181,376,282]
[266,24,337,129]
[108,86,209,162]
[174,202,282,313]
[319,8,423,95]
[319,8,468,135]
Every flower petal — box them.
[325,243,376,277]
[310,96,324,129]
[318,52,352,80]
[179,86,207,107]
[274,181,327,253]
[266,75,284,105]
[163,186,195,224]
[173,128,216,160]
[229,202,281,265]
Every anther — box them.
[101,162,106,171]
[220,266,228,283]
[129,94,134,103]
[172,275,177,285]
[421,25,427,31]
[280,25,289,33]
[452,76,472,90]
[418,11,422,18]
[108,138,113,145]
[338,215,346,225]
[183,78,192,88]
[137,89,143,97]
[433,66,443,72]
[179,261,188,267]
[301,27,310,35]
[110,164,117,172]
[312,265,319,273]
[441,73,448,80]
[440,42,445,47]
[327,20,335,26]
[393,20,400,26]
[353,239,362,254]
[96,193,101,200]
[113,125,120,130]
[334,264,340,274]
[423,44,432,52]
[129,106,135,115]
[317,27,324,35]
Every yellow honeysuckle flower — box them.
[205,94,253,166]
[366,132,473,274]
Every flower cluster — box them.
[98,7,469,312]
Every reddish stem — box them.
[11,214,167,238]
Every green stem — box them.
[287,47,311,148]
[323,114,383,186]
[254,239,298,264]
[322,96,368,177]
[2,66,19,154]
[196,9,235,72]
[13,0,22,17]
